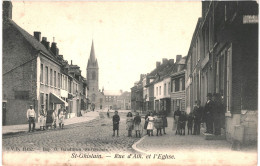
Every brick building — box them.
[2,2,88,125]
[186,1,258,144]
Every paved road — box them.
[3,112,141,154]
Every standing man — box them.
[193,100,203,135]
[204,93,214,134]
[27,105,36,132]
[39,104,46,131]
[112,110,120,137]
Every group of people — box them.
[26,104,66,132]
[111,110,168,137]
[173,93,225,136]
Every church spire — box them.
[87,40,98,68]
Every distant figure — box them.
[154,112,163,136]
[146,112,155,136]
[162,111,168,134]
[179,110,187,135]
[187,112,193,135]
[173,107,181,135]
[39,104,46,131]
[112,111,120,137]
[204,93,214,134]
[27,105,36,132]
[144,112,150,135]
[52,109,58,129]
[58,105,65,129]
[46,110,54,130]
[134,112,142,138]
[126,112,134,137]
[107,109,110,118]
[193,100,203,135]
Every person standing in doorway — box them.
[112,110,120,137]
[213,93,224,135]
[27,105,36,132]
[39,104,46,131]
[193,100,203,135]
[204,93,214,134]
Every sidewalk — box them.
[132,117,257,165]
[2,111,99,135]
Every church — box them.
[86,41,131,111]
[86,41,105,110]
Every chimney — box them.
[59,55,63,59]
[33,32,41,41]
[51,42,59,56]
[156,61,161,68]
[46,42,50,49]
[162,58,168,64]
[71,60,73,65]
[3,1,12,20]
[169,59,175,65]
[176,55,182,63]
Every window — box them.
[171,80,175,92]
[159,86,161,95]
[54,71,56,87]
[179,78,183,91]
[50,69,53,86]
[61,74,63,89]
[226,46,232,112]
[40,93,44,105]
[168,82,171,94]
[182,77,185,91]
[45,94,48,110]
[175,78,180,92]
[92,71,96,80]
[40,64,43,83]
[65,76,67,90]
[45,66,48,85]
[156,87,158,96]
[164,83,166,95]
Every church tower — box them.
[87,40,99,105]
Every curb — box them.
[3,115,100,136]
[132,135,148,154]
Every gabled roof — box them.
[4,19,61,65]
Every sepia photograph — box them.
[2,0,258,165]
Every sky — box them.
[12,1,201,92]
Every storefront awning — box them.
[50,93,68,106]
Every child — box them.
[107,109,110,118]
[187,112,194,135]
[144,112,150,135]
[58,109,65,129]
[133,112,142,138]
[178,110,187,135]
[112,111,120,137]
[154,112,163,136]
[126,112,134,137]
[146,112,155,136]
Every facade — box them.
[186,1,258,144]
[170,56,186,116]
[103,90,121,110]
[117,91,131,110]
[2,2,88,125]
[131,75,144,112]
[86,41,105,110]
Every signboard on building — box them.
[243,15,258,24]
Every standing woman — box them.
[39,104,46,131]
[58,107,65,129]
[162,111,168,134]
[144,112,150,135]
[147,112,155,136]
[134,112,142,138]
[126,112,134,137]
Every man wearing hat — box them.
[39,104,46,130]
[26,105,36,132]
[204,93,214,134]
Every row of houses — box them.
[131,1,258,144]
[3,2,89,125]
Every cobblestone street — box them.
[3,111,141,155]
